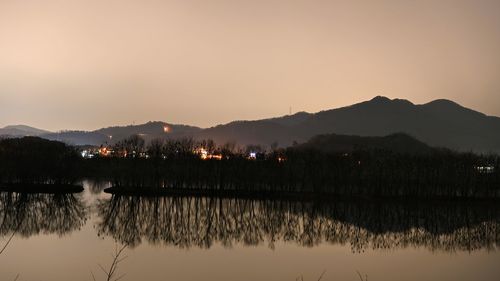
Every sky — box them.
[1,0,499,131]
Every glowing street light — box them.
[248,152,257,160]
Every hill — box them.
[0,125,51,137]
[41,121,202,146]
[294,133,435,155]
[194,96,500,153]
[4,96,500,153]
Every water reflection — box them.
[0,192,88,238]
[85,180,111,195]
[96,196,499,252]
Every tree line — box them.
[0,137,81,186]
[1,135,500,198]
[83,135,500,199]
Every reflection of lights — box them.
[109,135,113,139]
[163,125,170,133]
[277,157,285,163]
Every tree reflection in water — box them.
[96,196,499,252]
[0,192,88,238]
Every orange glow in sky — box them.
[0,0,499,131]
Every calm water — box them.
[1,181,499,281]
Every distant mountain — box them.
[41,121,202,146]
[265,111,312,127]
[41,131,110,146]
[195,120,301,148]
[0,125,51,137]
[4,96,500,153]
[95,121,201,142]
[295,133,434,155]
[194,96,500,153]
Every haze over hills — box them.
[2,96,500,153]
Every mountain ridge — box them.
[197,96,500,153]
[2,96,500,153]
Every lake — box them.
[1,181,499,281]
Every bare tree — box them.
[91,244,128,281]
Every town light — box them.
[199,148,208,160]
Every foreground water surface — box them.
[1,181,499,281]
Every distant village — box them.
[78,141,281,162]
[77,138,494,175]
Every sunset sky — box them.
[1,0,499,131]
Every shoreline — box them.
[103,186,500,204]
[0,183,84,194]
